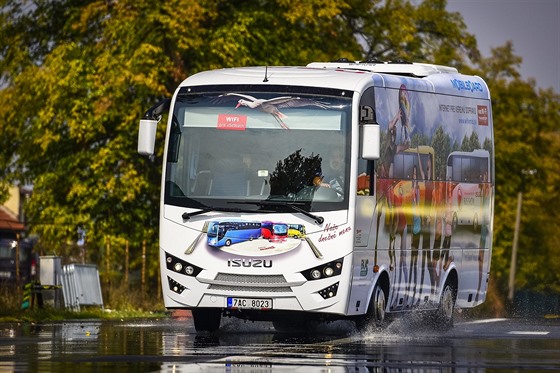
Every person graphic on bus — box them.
[375,163,397,269]
[441,178,454,274]
[383,111,399,177]
[390,184,409,310]
[398,84,412,147]
[407,164,421,306]
[430,178,445,294]
[374,98,409,258]
[417,148,434,304]
[475,170,490,302]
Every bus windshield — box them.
[164,86,352,212]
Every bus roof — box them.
[179,63,490,100]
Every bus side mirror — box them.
[138,119,158,156]
[360,124,380,160]
[138,98,171,156]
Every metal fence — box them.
[60,264,104,311]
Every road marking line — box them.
[460,318,508,325]
[508,331,549,335]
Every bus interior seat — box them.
[211,171,248,196]
[248,173,270,196]
[192,170,212,195]
[256,178,270,196]
[209,157,250,196]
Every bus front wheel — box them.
[192,308,221,332]
[355,282,387,331]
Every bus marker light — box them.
[168,277,186,294]
[318,282,339,299]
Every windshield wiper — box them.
[182,208,213,220]
[231,200,324,225]
[182,206,255,220]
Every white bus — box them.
[138,61,494,332]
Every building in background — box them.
[0,186,36,286]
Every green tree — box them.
[431,126,451,180]
[0,0,483,306]
[475,42,560,297]
[343,0,478,65]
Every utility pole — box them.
[508,191,522,302]
[507,169,537,303]
[15,234,20,291]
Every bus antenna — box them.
[263,64,269,82]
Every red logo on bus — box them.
[217,114,247,130]
[477,105,489,126]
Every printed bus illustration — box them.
[446,149,491,231]
[206,221,262,247]
[287,224,306,238]
[389,146,435,228]
[261,221,289,242]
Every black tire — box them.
[355,282,387,331]
[192,308,221,332]
[432,280,456,331]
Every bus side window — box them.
[357,158,373,195]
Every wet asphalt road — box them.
[0,315,559,372]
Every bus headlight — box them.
[311,269,322,279]
[184,266,194,275]
[301,258,343,281]
[165,252,202,277]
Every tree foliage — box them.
[475,42,560,294]
[0,0,558,306]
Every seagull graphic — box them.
[219,93,329,130]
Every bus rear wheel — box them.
[431,280,456,331]
[355,282,387,331]
[192,308,221,332]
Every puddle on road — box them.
[1,317,558,372]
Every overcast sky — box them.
[447,0,560,93]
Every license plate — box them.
[227,297,272,310]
